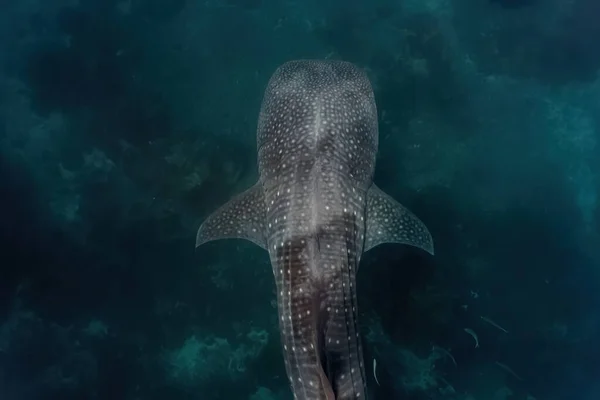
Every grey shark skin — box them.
[196,60,434,399]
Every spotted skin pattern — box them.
[196,60,434,400]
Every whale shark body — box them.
[196,60,434,399]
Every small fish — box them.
[464,328,479,348]
[432,345,457,366]
[480,316,509,333]
[495,361,523,381]
[373,358,380,386]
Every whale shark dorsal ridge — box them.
[364,184,434,255]
[195,182,268,249]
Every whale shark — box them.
[196,60,434,399]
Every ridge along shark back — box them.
[196,60,434,400]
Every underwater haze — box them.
[0,0,599,399]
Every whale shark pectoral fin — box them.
[195,182,268,250]
[364,184,434,255]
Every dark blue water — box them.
[1,0,598,399]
